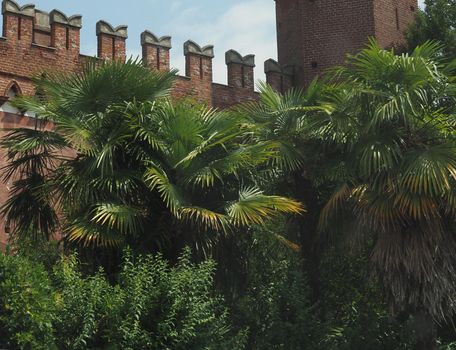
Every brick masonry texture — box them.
[274,0,418,88]
[0,0,259,111]
[0,0,417,246]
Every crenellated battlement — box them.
[49,10,82,28]
[0,0,268,109]
[141,31,171,48]
[184,41,214,58]
[96,21,127,38]
[264,59,294,93]
[226,50,255,91]
[2,0,34,17]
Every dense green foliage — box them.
[0,60,301,252]
[1,39,456,349]
[0,238,420,350]
[0,234,423,350]
[407,0,456,57]
[318,251,414,350]
[0,249,246,350]
[240,41,456,349]
[0,252,55,349]
[229,228,319,350]
[319,42,456,322]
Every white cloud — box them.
[170,1,183,13]
[167,0,277,85]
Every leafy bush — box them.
[319,250,414,350]
[226,226,418,350]
[0,253,56,350]
[0,249,245,350]
[439,342,456,350]
[52,255,114,349]
[229,228,319,350]
[101,248,246,349]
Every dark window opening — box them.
[18,17,22,40]
[112,37,116,59]
[9,84,18,95]
[65,27,70,49]
[395,8,400,30]
[241,65,246,88]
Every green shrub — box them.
[319,250,414,350]
[52,255,114,349]
[0,253,56,350]
[0,249,245,350]
[101,248,246,349]
[230,229,319,350]
[439,341,456,350]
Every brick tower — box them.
[270,0,418,88]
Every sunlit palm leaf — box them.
[227,187,304,226]
[180,206,229,232]
[91,202,143,235]
[65,219,124,247]
[400,144,456,196]
[144,163,186,214]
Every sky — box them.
[13,0,426,85]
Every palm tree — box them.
[314,41,456,349]
[1,59,175,247]
[0,59,303,256]
[241,40,456,349]
[237,81,333,299]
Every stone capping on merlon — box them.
[225,49,255,67]
[34,9,82,29]
[96,20,128,38]
[264,59,294,76]
[141,30,172,48]
[34,9,50,29]
[184,40,214,58]
[2,0,34,17]
[50,9,82,28]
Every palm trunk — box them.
[293,174,322,302]
[413,311,437,350]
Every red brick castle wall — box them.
[0,0,418,248]
[269,0,418,90]
[0,0,260,110]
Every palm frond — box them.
[0,174,58,241]
[227,187,304,226]
[400,144,456,196]
[65,218,124,247]
[144,162,186,214]
[91,202,143,235]
[180,206,229,232]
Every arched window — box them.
[0,81,22,114]
[4,81,22,97]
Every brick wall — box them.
[274,0,418,88]
[374,0,418,49]
[0,0,260,110]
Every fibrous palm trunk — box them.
[413,311,437,350]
